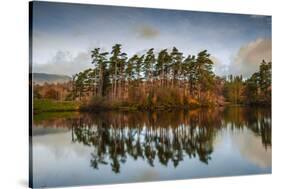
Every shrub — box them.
[80,96,108,111]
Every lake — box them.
[31,107,271,188]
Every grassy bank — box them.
[33,99,79,113]
[32,98,268,115]
[33,111,80,123]
[33,98,198,113]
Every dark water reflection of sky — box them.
[31,107,271,188]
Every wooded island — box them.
[33,44,271,112]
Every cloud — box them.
[33,50,92,76]
[135,24,160,39]
[232,129,271,168]
[210,56,228,76]
[33,131,92,159]
[229,38,271,77]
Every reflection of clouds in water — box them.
[135,169,160,182]
[32,126,69,136]
[213,129,224,147]
[231,129,271,168]
[33,131,92,160]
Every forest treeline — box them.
[34,44,271,110]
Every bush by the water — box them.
[79,86,205,111]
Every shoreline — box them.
[33,100,271,114]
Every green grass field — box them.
[33,111,80,123]
[33,99,79,113]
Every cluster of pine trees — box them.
[70,44,225,109]
[65,44,271,110]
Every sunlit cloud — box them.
[229,38,272,77]
[232,129,271,168]
[135,24,160,39]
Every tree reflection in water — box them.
[49,107,271,174]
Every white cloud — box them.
[210,56,228,76]
[228,38,271,77]
[33,50,92,76]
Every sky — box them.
[31,1,272,77]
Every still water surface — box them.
[32,107,271,188]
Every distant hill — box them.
[33,73,71,85]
